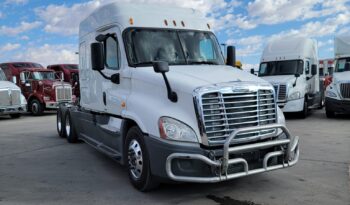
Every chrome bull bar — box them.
[165,124,299,183]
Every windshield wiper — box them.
[133,61,155,67]
[188,61,218,65]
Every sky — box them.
[0,0,349,70]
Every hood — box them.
[133,65,269,93]
[0,80,21,90]
[260,75,296,85]
[333,71,350,82]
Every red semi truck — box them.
[47,64,80,98]
[0,62,73,115]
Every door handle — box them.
[103,92,106,106]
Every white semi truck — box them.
[325,35,350,117]
[0,68,27,118]
[56,3,299,191]
[258,37,322,118]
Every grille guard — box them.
[165,123,299,183]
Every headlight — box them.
[288,91,301,100]
[159,117,198,143]
[326,91,337,98]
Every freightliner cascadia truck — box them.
[0,67,27,118]
[56,3,299,191]
[325,35,350,117]
[259,37,322,118]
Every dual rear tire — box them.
[56,108,78,143]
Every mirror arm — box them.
[293,77,298,87]
[161,73,177,103]
[98,70,111,80]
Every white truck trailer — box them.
[56,3,299,191]
[0,68,27,118]
[259,37,322,118]
[325,35,350,117]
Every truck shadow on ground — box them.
[0,111,56,121]
[284,109,350,120]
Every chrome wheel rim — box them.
[65,116,71,136]
[57,113,62,133]
[128,139,143,179]
[32,103,38,114]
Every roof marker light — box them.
[173,20,177,26]
[129,18,134,25]
[164,20,168,26]
[181,21,185,27]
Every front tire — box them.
[30,99,44,116]
[124,127,159,192]
[299,99,308,119]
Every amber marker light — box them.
[129,17,134,25]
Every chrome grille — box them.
[0,90,10,106]
[0,89,21,106]
[340,83,350,99]
[273,84,287,101]
[10,90,21,105]
[55,86,72,101]
[200,89,277,146]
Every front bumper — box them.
[45,101,72,109]
[0,105,27,115]
[146,124,299,183]
[280,98,304,113]
[325,97,350,114]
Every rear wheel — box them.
[10,114,21,119]
[65,112,78,143]
[124,126,159,192]
[57,109,65,137]
[30,99,44,116]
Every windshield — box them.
[33,72,55,80]
[259,60,304,76]
[64,65,78,70]
[335,58,350,72]
[124,29,225,66]
[0,69,6,81]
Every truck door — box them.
[19,71,32,98]
[94,27,128,149]
[305,60,314,94]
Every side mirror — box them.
[328,67,334,75]
[20,72,26,83]
[153,61,169,73]
[250,68,255,74]
[12,76,17,84]
[311,64,317,75]
[345,62,350,71]
[295,73,300,78]
[226,46,236,67]
[91,42,104,71]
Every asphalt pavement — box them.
[0,110,349,205]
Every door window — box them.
[305,61,310,74]
[105,35,120,70]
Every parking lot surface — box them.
[0,110,349,205]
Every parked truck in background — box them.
[325,35,350,117]
[259,37,322,118]
[0,67,27,118]
[47,64,80,99]
[56,3,299,191]
[0,62,73,116]
[319,59,334,88]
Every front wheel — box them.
[299,99,308,119]
[57,109,65,138]
[124,127,159,192]
[30,99,44,116]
